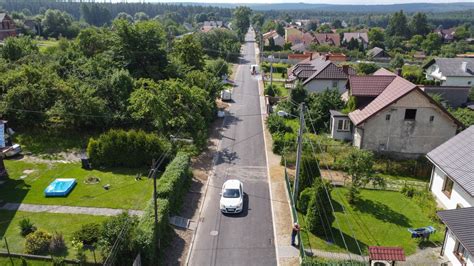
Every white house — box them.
[438,207,474,266]
[427,126,474,210]
[329,68,463,158]
[286,56,355,93]
[424,58,474,87]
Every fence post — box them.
[4,237,14,266]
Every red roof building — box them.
[0,13,16,41]
[369,246,406,262]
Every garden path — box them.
[0,203,143,217]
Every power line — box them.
[304,108,366,262]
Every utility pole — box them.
[270,54,274,88]
[294,103,305,204]
[149,154,167,249]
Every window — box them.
[404,109,417,120]
[454,240,468,263]
[442,176,454,198]
[337,119,350,131]
[385,114,391,121]
[332,80,338,88]
[468,81,472,85]
[429,116,434,123]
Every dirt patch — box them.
[20,151,83,164]
[162,105,227,265]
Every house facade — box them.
[424,58,474,87]
[438,207,474,266]
[0,13,16,41]
[263,30,285,47]
[427,126,474,210]
[330,69,462,158]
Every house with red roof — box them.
[286,56,355,93]
[0,13,16,41]
[329,68,463,158]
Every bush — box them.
[266,114,291,135]
[156,152,191,209]
[264,84,277,97]
[25,229,52,254]
[300,155,321,195]
[49,232,66,254]
[298,187,314,213]
[72,223,101,245]
[401,183,417,198]
[306,180,334,236]
[99,212,138,265]
[272,132,296,155]
[87,129,172,168]
[18,218,36,237]
[135,198,169,264]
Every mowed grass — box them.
[0,210,107,261]
[299,187,443,255]
[1,160,153,210]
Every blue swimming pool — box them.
[44,178,76,197]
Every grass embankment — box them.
[300,187,442,256]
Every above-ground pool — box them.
[44,178,77,197]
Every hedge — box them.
[156,152,191,210]
[135,198,169,265]
[135,152,191,264]
[87,129,172,168]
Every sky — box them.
[121,0,474,4]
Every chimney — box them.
[461,62,468,72]
[396,68,402,76]
[342,65,349,75]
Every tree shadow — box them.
[215,148,239,165]
[352,198,411,227]
[0,178,29,239]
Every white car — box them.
[220,179,244,214]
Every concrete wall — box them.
[358,90,458,156]
[304,79,347,94]
[430,166,474,209]
[443,229,474,266]
[330,116,353,141]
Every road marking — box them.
[256,40,281,266]
[210,230,219,236]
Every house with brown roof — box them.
[0,13,16,41]
[287,56,354,93]
[435,27,456,43]
[313,33,340,47]
[343,32,369,49]
[263,30,285,47]
[329,68,462,158]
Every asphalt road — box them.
[188,29,277,266]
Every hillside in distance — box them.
[183,2,474,13]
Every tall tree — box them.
[368,27,385,49]
[41,9,77,38]
[1,36,38,62]
[409,12,430,37]
[112,19,167,80]
[386,10,410,39]
[233,6,252,40]
[421,33,442,55]
[172,34,204,70]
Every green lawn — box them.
[0,210,107,262]
[1,160,153,210]
[300,188,443,256]
[36,40,59,53]
[0,257,55,265]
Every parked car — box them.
[220,89,232,101]
[2,144,21,158]
[220,179,244,214]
